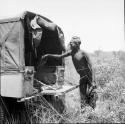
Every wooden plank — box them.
[18,84,79,102]
[41,84,79,95]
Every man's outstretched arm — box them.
[39,50,72,66]
[41,50,72,61]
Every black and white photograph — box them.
[0,0,124,123]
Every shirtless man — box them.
[40,36,96,108]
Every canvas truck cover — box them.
[0,11,65,73]
[0,17,25,73]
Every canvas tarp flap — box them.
[0,21,25,72]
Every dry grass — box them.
[5,50,125,123]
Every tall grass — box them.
[26,51,125,123]
[5,51,125,123]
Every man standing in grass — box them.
[40,36,97,109]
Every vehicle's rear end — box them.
[0,12,66,122]
[0,17,27,98]
[0,11,66,99]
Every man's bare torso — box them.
[71,49,89,74]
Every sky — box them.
[0,0,124,52]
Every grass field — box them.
[5,50,125,123]
[60,50,125,123]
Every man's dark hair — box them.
[70,36,81,44]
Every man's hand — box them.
[40,53,64,67]
[41,54,48,60]
[40,54,49,66]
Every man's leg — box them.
[79,78,87,109]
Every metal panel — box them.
[0,66,34,98]
[1,73,24,98]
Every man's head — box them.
[69,36,81,50]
